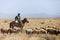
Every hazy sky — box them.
[0,0,60,18]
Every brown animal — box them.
[10,18,29,31]
[0,28,21,34]
[39,27,47,34]
[46,28,60,35]
[0,28,9,34]
[32,28,47,34]
[40,29,47,34]
[33,28,40,34]
[8,29,20,34]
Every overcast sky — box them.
[0,0,60,18]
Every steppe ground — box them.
[0,18,60,40]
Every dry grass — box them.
[0,18,60,40]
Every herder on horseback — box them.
[15,13,21,24]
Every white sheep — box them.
[25,28,33,34]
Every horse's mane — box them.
[22,18,27,24]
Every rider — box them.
[15,13,21,24]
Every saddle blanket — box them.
[15,20,19,23]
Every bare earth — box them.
[0,18,60,40]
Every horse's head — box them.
[23,18,29,23]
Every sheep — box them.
[58,30,60,34]
[56,29,60,35]
[0,28,21,34]
[32,28,41,34]
[39,29,47,34]
[25,28,41,34]
[8,29,20,34]
[32,28,47,34]
[46,28,59,35]
[25,28,33,34]
[0,28,9,34]
[39,27,47,34]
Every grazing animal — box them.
[0,28,20,34]
[25,28,33,34]
[10,18,29,31]
[40,29,47,34]
[57,29,60,34]
[58,30,60,34]
[8,29,20,34]
[0,28,9,34]
[33,28,40,34]
[46,29,59,35]
[28,28,47,34]
[40,27,47,34]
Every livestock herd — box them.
[0,18,60,36]
[25,26,60,35]
[0,26,60,36]
[0,28,20,34]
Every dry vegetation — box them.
[0,18,60,40]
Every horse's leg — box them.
[10,23,11,28]
[12,25,14,29]
[10,23,14,29]
[20,27,23,33]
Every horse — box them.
[9,18,29,31]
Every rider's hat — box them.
[18,13,20,15]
